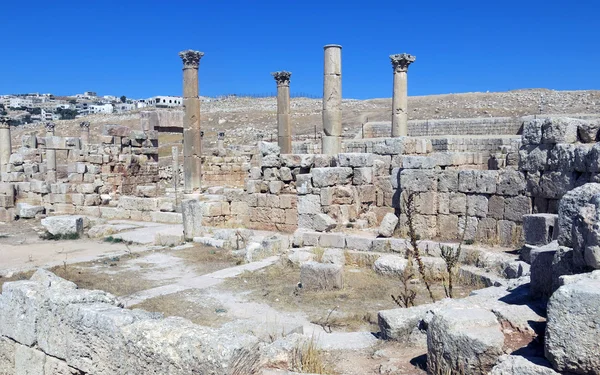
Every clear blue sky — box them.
[1,0,598,99]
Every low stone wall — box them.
[0,270,261,375]
[202,155,250,188]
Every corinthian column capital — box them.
[179,50,204,69]
[390,53,416,73]
[271,71,292,86]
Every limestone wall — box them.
[202,155,250,188]
[0,270,260,375]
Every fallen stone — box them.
[40,215,84,236]
[490,355,560,375]
[529,241,558,299]
[16,202,44,219]
[300,261,343,290]
[373,254,409,276]
[545,275,600,374]
[557,183,600,247]
[312,213,337,232]
[522,214,558,246]
[378,213,398,238]
[427,307,504,375]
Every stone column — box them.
[45,122,57,182]
[172,146,179,191]
[179,50,204,194]
[80,121,90,146]
[390,53,416,137]
[0,119,11,178]
[217,132,225,151]
[322,44,342,155]
[272,71,292,154]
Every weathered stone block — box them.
[522,118,544,145]
[337,153,373,167]
[504,196,531,222]
[311,167,353,187]
[400,169,437,192]
[545,275,600,374]
[437,170,459,192]
[467,194,488,218]
[523,214,558,246]
[427,307,504,375]
[352,167,373,185]
[530,241,558,299]
[519,145,550,172]
[448,192,467,214]
[300,261,343,290]
[496,170,526,196]
[378,213,398,238]
[458,170,497,194]
[297,194,321,214]
[541,117,580,144]
[40,215,84,236]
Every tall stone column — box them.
[390,53,416,137]
[272,71,292,154]
[322,44,342,155]
[80,121,90,146]
[179,50,204,194]
[45,122,57,182]
[0,119,11,178]
[172,146,179,191]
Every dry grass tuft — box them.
[290,336,333,374]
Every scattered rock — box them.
[300,261,343,290]
[40,215,83,236]
[378,213,398,238]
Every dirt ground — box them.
[221,262,477,333]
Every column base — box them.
[322,135,341,155]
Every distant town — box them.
[0,92,184,125]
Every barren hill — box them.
[10,89,600,153]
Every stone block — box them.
[0,337,15,374]
[402,155,436,169]
[41,215,83,236]
[557,183,600,247]
[118,196,158,211]
[16,203,44,219]
[438,215,459,240]
[437,170,459,192]
[311,167,353,187]
[352,167,373,185]
[496,170,526,196]
[345,236,373,251]
[541,117,580,144]
[476,218,497,243]
[487,195,505,219]
[427,307,504,375]
[490,355,560,375]
[448,192,466,214]
[337,153,373,167]
[319,233,346,248]
[379,213,398,238]
[321,248,346,265]
[400,169,437,192]
[497,220,518,246]
[181,199,203,240]
[545,275,600,374]
[504,196,531,222]
[538,171,576,199]
[523,214,558,246]
[300,261,343,290]
[522,118,544,145]
[530,241,558,299]
[297,195,321,215]
[458,170,497,194]
[467,194,488,218]
[15,344,46,375]
[519,145,550,172]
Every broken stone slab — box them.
[16,202,44,219]
[490,355,560,375]
[378,213,398,238]
[373,254,408,276]
[459,265,505,287]
[545,274,600,374]
[311,213,337,232]
[378,303,434,343]
[287,248,315,265]
[258,141,280,156]
[522,214,558,246]
[40,215,84,236]
[427,307,504,375]
[300,261,343,290]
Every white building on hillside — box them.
[114,103,135,113]
[89,104,113,114]
[41,108,60,121]
[145,96,182,108]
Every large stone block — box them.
[529,241,558,299]
[557,183,600,247]
[378,304,433,342]
[545,275,600,374]
[578,119,600,143]
[519,145,550,172]
[15,344,46,375]
[541,117,581,144]
[378,213,398,238]
[41,215,84,236]
[458,170,497,194]
[0,337,15,374]
[16,202,44,219]
[337,153,373,167]
[523,214,558,246]
[467,194,488,218]
[297,194,321,215]
[437,170,459,192]
[300,261,343,290]
[504,195,531,222]
[400,169,437,192]
[427,307,504,375]
[538,171,576,199]
[311,167,353,187]
[547,143,576,171]
[490,355,560,375]
[496,170,526,196]
[522,118,544,145]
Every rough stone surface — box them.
[373,255,408,276]
[181,199,203,240]
[529,241,558,299]
[16,203,44,219]
[490,355,560,375]
[40,215,84,236]
[541,117,581,144]
[321,248,345,265]
[557,183,600,247]
[427,307,504,375]
[300,261,343,290]
[545,275,600,374]
[378,213,398,237]
[522,214,558,246]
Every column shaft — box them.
[179,50,204,194]
[272,71,292,154]
[0,123,11,178]
[392,70,408,137]
[322,45,342,155]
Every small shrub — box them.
[463,239,474,245]
[291,336,332,374]
[313,247,325,262]
[392,258,417,308]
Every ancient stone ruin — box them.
[0,47,599,375]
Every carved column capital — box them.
[45,122,56,132]
[272,71,292,86]
[390,53,416,73]
[179,50,204,69]
[80,121,90,129]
